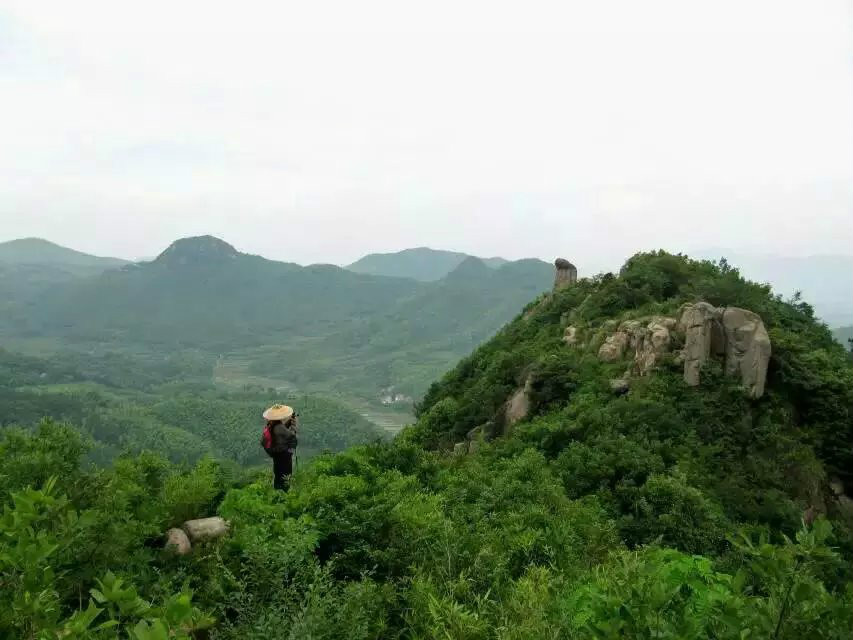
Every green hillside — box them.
[347,246,511,281]
[0,347,384,465]
[2,251,851,638]
[245,257,554,397]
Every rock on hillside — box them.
[590,302,771,398]
[413,251,852,503]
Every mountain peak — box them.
[155,236,239,265]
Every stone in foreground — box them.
[164,528,192,555]
[182,517,230,542]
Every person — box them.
[261,404,298,490]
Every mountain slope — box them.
[0,237,128,269]
[28,236,423,349]
[347,247,509,281]
[415,251,853,504]
[244,256,554,397]
[7,236,553,401]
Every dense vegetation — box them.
[1,251,851,639]
[0,348,384,465]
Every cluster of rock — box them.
[579,302,771,398]
[164,516,230,556]
[449,259,772,458]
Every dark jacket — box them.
[267,420,298,454]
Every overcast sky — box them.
[1,0,851,270]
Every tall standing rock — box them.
[679,302,722,387]
[720,307,771,398]
[553,258,577,290]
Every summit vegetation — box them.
[1,251,851,639]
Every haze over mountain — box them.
[693,249,853,327]
[347,247,509,281]
[1,235,553,402]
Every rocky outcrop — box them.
[678,303,771,398]
[505,377,532,427]
[164,528,192,555]
[563,325,579,346]
[553,258,577,290]
[597,317,674,375]
[598,331,629,362]
[720,307,771,399]
[183,517,230,543]
[595,303,771,398]
[635,317,675,375]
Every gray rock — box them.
[553,258,577,290]
[679,302,720,387]
[631,319,673,375]
[164,528,192,555]
[720,307,771,398]
[830,477,845,497]
[609,378,630,394]
[678,303,771,398]
[182,517,229,542]
[598,331,629,362]
[563,326,579,346]
[505,377,532,428]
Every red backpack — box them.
[262,423,274,450]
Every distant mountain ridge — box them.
[2,236,554,401]
[0,237,128,269]
[347,247,512,281]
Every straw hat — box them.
[263,404,294,421]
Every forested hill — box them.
[4,250,851,638]
[346,246,511,281]
[27,235,422,348]
[3,235,553,399]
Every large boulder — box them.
[720,307,771,398]
[164,528,192,555]
[609,378,630,394]
[679,302,721,387]
[182,517,229,543]
[678,302,770,398]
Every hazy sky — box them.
[1,1,851,270]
